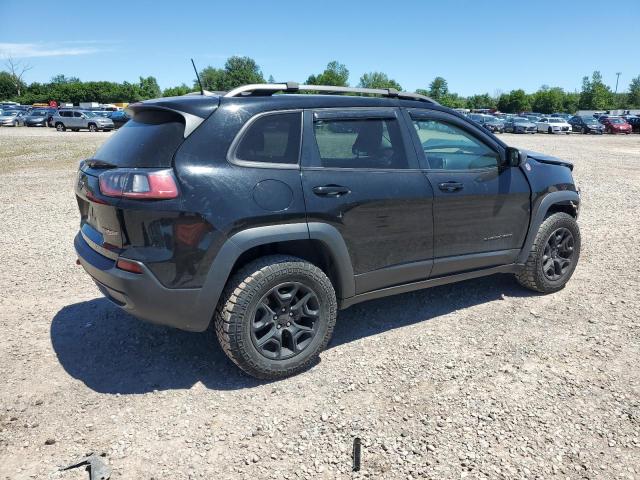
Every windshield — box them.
[581,117,597,123]
[514,117,530,123]
[31,110,46,116]
[2,111,18,116]
[609,118,625,124]
[83,111,97,117]
[548,118,564,123]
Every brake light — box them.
[99,169,179,200]
[116,258,143,274]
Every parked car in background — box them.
[24,109,52,127]
[624,116,640,133]
[108,110,131,129]
[468,114,504,133]
[536,117,571,134]
[51,110,114,132]
[0,110,21,126]
[600,117,632,134]
[504,117,537,134]
[568,116,605,134]
[551,113,573,121]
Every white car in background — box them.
[536,117,571,134]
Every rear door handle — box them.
[313,185,351,197]
[438,181,464,192]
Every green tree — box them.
[532,86,565,114]
[466,93,495,110]
[198,67,226,91]
[222,56,265,90]
[138,76,161,99]
[579,71,614,109]
[427,76,448,101]
[562,92,580,114]
[163,84,192,97]
[50,74,80,84]
[306,61,349,86]
[197,56,264,91]
[358,71,402,90]
[628,75,640,107]
[0,71,16,100]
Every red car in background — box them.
[600,117,632,134]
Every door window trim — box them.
[226,109,303,170]
[302,108,420,170]
[406,109,506,172]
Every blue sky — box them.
[1,1,638,96]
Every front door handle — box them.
[313,185,351,197]
[438,181,464,192]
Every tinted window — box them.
[73,111,82,118]
[313,118,407,169]
[235,112,301,165]
[412,119,499,170]
[93,110,185,167]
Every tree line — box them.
[1,56,639,113]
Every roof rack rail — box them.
[223,83,439,104]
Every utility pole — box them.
[615,72,622,94]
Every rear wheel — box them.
[55,122,65,132]
[516,212,580,293]
[88,123,97,132]
[215,255,337,379]
[548,127,553,134]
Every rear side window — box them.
[92,110,185,167]
[313,118,408,169]
[234,112,301,165]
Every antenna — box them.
[191,58,204,95]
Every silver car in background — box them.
[0,110,21,126]
[51,109,114,132]
[536,117,572,134]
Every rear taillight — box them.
[99,169,179,200]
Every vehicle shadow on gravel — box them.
[51,274,534,394]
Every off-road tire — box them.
[215,255,337,379]
[516,212,581,293]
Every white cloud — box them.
[0,42,106,58]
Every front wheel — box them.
[516,212,580,293]
[55,123,66,132]
[88,123,97,132]
[215,255,337,379]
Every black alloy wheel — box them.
[251,282,321,360]
[542,227,575,281]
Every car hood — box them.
[523,150,574,171]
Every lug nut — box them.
[286,322,291,327]
[277,325,281,329]
[282,308,286,312]
[274,315,278,320]
[289,312,293,316]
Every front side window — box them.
[412,118,499,170]
[313,117,407,169]
[235,112,301,165]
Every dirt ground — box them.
[1,127,639,479]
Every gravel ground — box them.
[1,127,639,479]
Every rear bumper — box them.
[74,233,211,332]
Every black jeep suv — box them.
[74,83,581,379]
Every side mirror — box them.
[504,147,526,168]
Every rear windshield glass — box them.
[92,110,185,167]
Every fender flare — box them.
[194,222,355,329]
[517,191,580,264]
